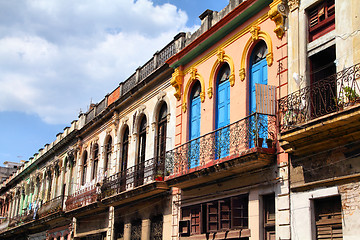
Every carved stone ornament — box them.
[266,52,274,67]
[207,87,213,99]
[239,68,246,81]
[288,0,299,11]
[200,91,205,103]
[250,25,261,42]
[268,3,287,39]
[182,102,187,113]
[217,48,225,62]
[157,91,166,100]
[190,67,197,80]
[138,105,146,115]
[229,73,235,87]
[170,67,184,101]
[122,116,129,125]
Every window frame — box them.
[308,0,335,42]
[91,144,99,181]
[81,151,88,186]
[180,194,248,236]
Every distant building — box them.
[0,161,21,183]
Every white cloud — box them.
[0,0,192,124]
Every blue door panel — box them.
[216,80,230,158]
[249,58,268,148]
[190,96,201,168]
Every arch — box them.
[239,26,273,81]
[208,49,236,98]
[133,108,150,135]
[182,68,206,113]
[152,93,170,125]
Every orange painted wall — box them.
[175,7,288,153]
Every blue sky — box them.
[0,0,228,166]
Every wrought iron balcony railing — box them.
[165,113,276,177]
[101,157,165,199]
[279,63,360,131]
[65,185,98,211]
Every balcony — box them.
[100,157,168,206]
[278,63,360,156]
[37,196,63,218]
[165,113,276,188]
[65,185,98,212]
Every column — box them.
[141,219,151,240]
[50,171,57,199]
[18,191,24,216]
[124,223,131,240]
[248,189,260,240]
[9,196,15,218]
[107,206,115,240]
[39,174,45,202]
[67,163,73,196]
[33,181,39,204]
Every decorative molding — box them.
[239,26,274,81]
[170,67,184,101]
[182,102,187,113]
[288,0,299,12]
[182,67,206,113]
[268,2,287,39]
[208,48,236,99]
[137,105,146,115]
[250,25,261,42]
[157,91,166,100]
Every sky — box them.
[0,0,229,166]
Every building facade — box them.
[280,0,360,239]
[0,0,359,240]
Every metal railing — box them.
[165,113,276,177]
[65,185,98,211]
[279,63,360,131]
[101,157,165,199]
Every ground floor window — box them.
[150,215,163,240]
[314,195,343,240]
[131,219,142,240]
[180,194,248,236]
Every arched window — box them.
[249,41,268,148]
[92,144,99,181]
[82,151,88,186]
[120,126,129,191]
[156,103,167,162]
[215,63,231,158]
[121,127,129,172]
[189,81,201,168]
[104,136,112,176]
[135,116,147,187]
